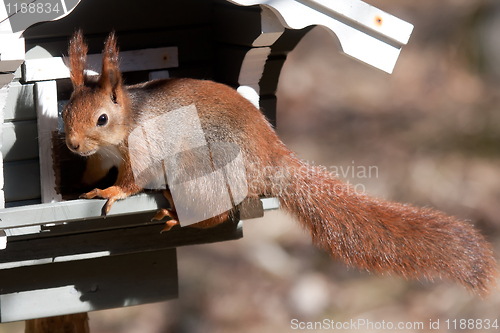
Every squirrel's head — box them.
[62,30,129,156]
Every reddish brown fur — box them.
[68,30,87,88]
[65,32,498,295]
[99,32,122,97]
[25,313,89,333]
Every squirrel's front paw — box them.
[80,186,128,216]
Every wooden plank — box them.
[22,0,212,39]
[3,82,36,122]
[0,61,24,75]
[213,4,263,46]
[0,249,178,322]
[261,197,279,210]
[0,3,11,34]
[24,25,212,66]
[240,197,264,219]
[214,4,283,47]
[0,188,277,230]
[259,95,277,127]
[5,0,80,35]
[214,45,253,86]
[3,159,41,203]
[0,36,25,73]
[168,64,214,81]
[4,197,274,240]
[23,57,93,83]
[260,56,286,96]
[4,225,41,238]
[0,86,7,210]
[0,230,5,251]
[5,199,41,208]
[149,70,170,81]
[35,81,61,203]
[0,192,167,229]
[1,120,39,162]
[0,189,4,210]
[0,74,14,89]
[269,26,314,56]
[227,0,414,73]
[238,47,271,93]
[255,6,286,46]
[307,0,413,45]
[214,45,276,93]
[24,47,178,82]
[0,216,242,266]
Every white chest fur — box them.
[97,146,123,170]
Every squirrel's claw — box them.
[80,186,126,216]
[160,219,180,233]
[152,208,178,221]
[79,188,100,199]
[152,208,180,233]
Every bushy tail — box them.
[274,158,497,295]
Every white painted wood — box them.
[307,0,412,44]
[0,249,178,323]
[3,82,35,122]
[35,81,62,203]
[24,57,97,82]
[1,286,93,322]
[0,257,52,270]
[237,86,260,108]
[226,0,414,73]
[0,193,278,231]
[53,251,111,263]
[0,230,5,250]
[0,193,167,230]
[0,252,111,269]
[3,159,41,202]
[4,225,41,238]
[0,152,3,207]
[253,6,285,47]
[0,0,80,34]
[24,46,179,82]
[261,197,280,210]
[0,0,12,34]
[0,35,24,66]
[0,85,6,245]
[2,120,39,162]
[0,74,14,88]
[0,85,8,209]
[0,35,25,85]
[238,46,271,94]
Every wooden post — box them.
[35,80,62,204]
[25,313,89,333]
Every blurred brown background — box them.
[3,0,500,332]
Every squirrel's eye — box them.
[97,114,108,126]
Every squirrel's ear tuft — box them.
[68,29,88,88]
[99,31,122,96]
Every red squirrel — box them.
[62,31,498,295]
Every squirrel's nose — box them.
[69,143,80,151]
[66,135,81,152]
